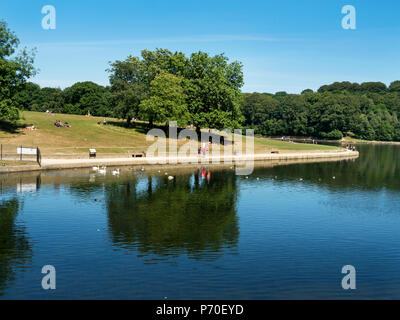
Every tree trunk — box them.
[196,126,201,140]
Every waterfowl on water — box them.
[112,169,120,175]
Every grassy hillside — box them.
[0,111,340,156]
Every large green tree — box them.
[63,81,110,116]
[107,49,189,125]
[107,49,244,131]
[12,82,41,111]
[0,20,36,121]
[140,71,188,126]
[107,55,148,124]
[184,52,244,134]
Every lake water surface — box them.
[0,144,399,299]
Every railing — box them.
[0,144,41,166]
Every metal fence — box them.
[0,144,41,166]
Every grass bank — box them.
[0,111,341,156]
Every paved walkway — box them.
[42,150,358,167]
[0,150,359,173]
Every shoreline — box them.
[340,139,400,145]
[268,137,400,145]
[0,150,359,173]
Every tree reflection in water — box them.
[0,198,32,296]
[105,169,239,261]
[249,144,400,191]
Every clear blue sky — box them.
[1,0,399,93]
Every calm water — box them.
[0,144,399,299]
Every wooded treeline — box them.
[15,79,400,141]
[13,48,244,134]
[243,82,400,141]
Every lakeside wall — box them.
[0,150,359,173]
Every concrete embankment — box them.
[0,150,359,173]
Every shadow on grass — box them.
[107,120,233,145]
[106,120,150,134]
[0,119,31,134]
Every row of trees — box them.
[243,82,400,141]
[0,21,36,122]
[12,78,400,141]
[13,81,112,116]
[12,48,245,134]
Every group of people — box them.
[281,136,295,143]
[97,118,108,125]
[346,144,356,151]
[198,142,211,156]
[200,167,211,182]
[54,120,70,128]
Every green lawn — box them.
[254,136,340,151]
[0,111,340,155]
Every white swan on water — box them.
[98,166,107,174]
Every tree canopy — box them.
[0,20,36,121]
[63,81,111,116]
[140,71,188,127]
[243,81,400,141]
[107,49,244,131]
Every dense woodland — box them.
[243,82,400,141]
[1,20,400,141]
[12,80,400,141]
